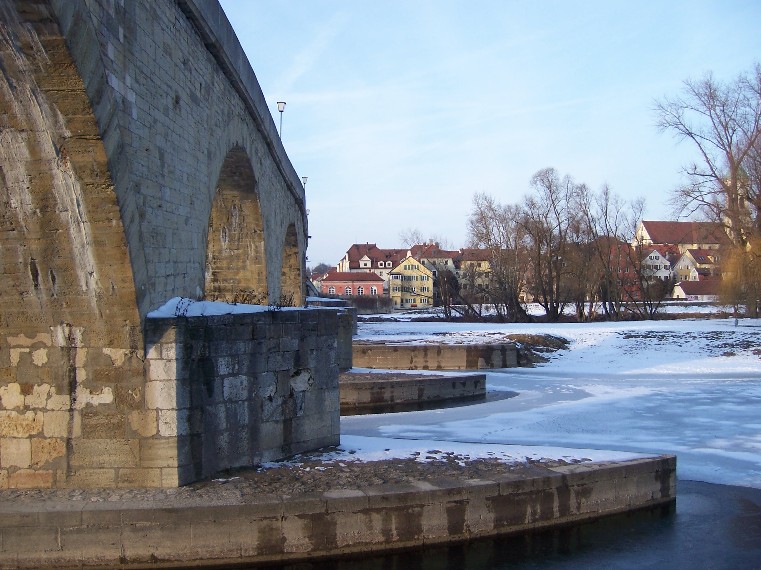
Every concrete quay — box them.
[0,455,675,569]
[339,371,487,414]
[352,342,518,370]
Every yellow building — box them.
[456,248,493,295]
[389,255,434,309]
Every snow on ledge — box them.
[147,297,284,318]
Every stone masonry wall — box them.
[143,309,340,486]
[1,0,318,489]
[49,0,308,315]
[0,0,145,490]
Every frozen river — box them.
[327,316,761,569]
[343,317,761,489]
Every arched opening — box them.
[205,146,267,303]
[280,223,303,306]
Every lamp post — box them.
[277,101,286,137]
[302,176,308,189]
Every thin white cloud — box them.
[272,10,350,94]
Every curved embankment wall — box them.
[0,455,676,568]
[340,372,487,414]
[353,343,518,370]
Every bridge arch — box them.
[204,146,267,303]
[0,0,325,490]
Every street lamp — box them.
[302,176,308,189]
[277,101,286,137]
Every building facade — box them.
[388,256,434,309]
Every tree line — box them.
[450,171,665,322]
[441,63,761,322]
[313,63,760,321]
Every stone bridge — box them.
[0,0,338,489]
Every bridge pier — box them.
[0,0,325,488]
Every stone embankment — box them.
[353,342,518,370]
[0,454,676,568]
[340,371,487,414]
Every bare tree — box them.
[577,185,647,320]
[519,168,582,321]
[307,262,332,276]
[467,193,530,322]
[398,228,425,248]
[399,228,451,250]
[655,64,761,316]
[434,264,460,320]
[655,64,761,243]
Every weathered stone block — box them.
[81,411,124,438]
[158,408,190,437]
[42,410,80,438]
[223,375,249,401]
[128,409,157,437]
[0,410,44,437]
[1,437,32,468]
[147,359,179,381]
[118,467,162,487]
[72,439,139,468]
[8,468,53,488]
[145,380,176,410]
[30,437,66,467]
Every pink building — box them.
[320,272,385,297]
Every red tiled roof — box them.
[343,244,407,269]
[687,248,718,263]
[641,221,730,246]
[647,244,681,264]
[676,279,720,296]
[410,243,460,260]
[457,248,492,262]
[321,272,384,283]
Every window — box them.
[370,286,377,295]
[393,286,400,292]
[328,286,335,295]
[345,286,352,296]
[357,286,364,296]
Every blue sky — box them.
[218,0,761,267]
